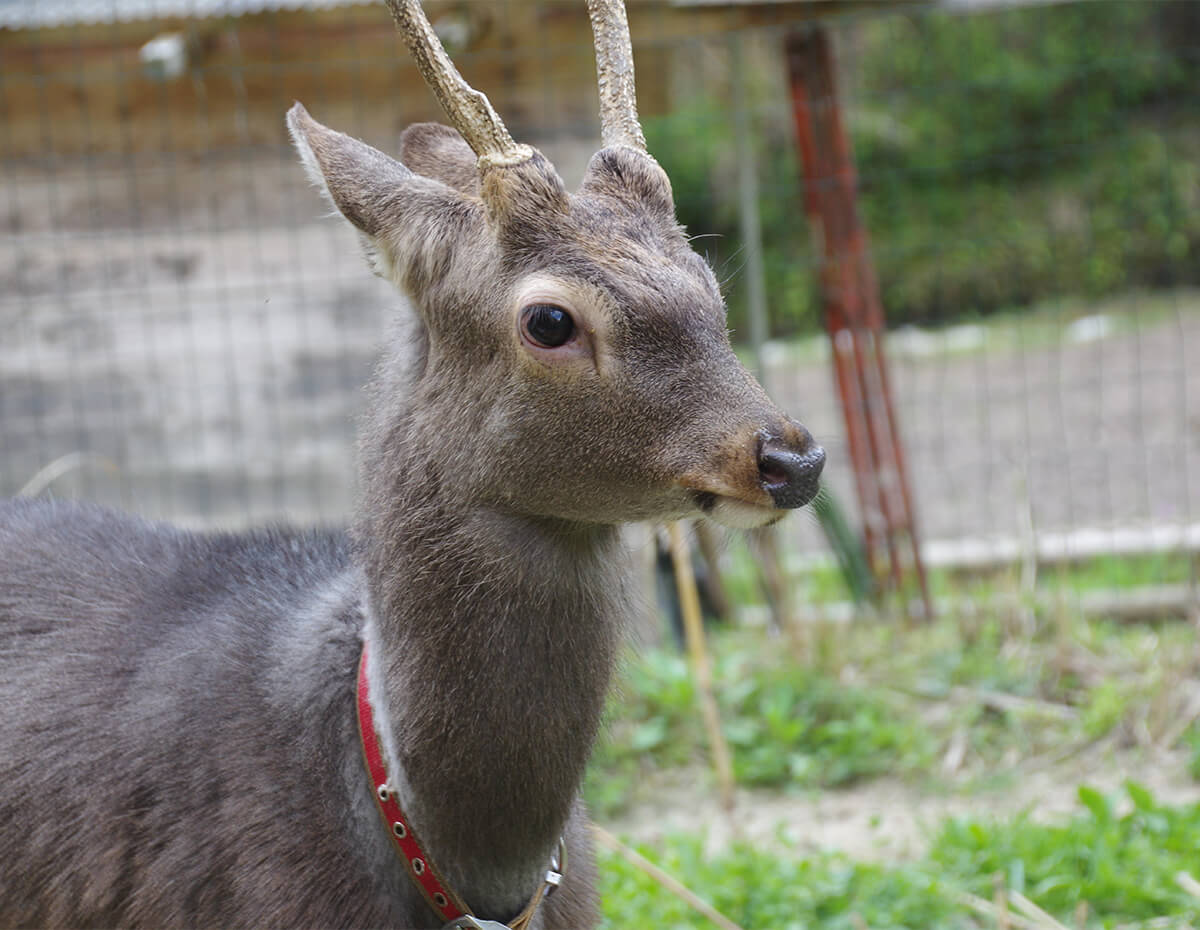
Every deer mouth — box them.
[691,490,783,530]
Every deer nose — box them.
[758,433,825,509]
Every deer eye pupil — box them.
[523,304,575,348]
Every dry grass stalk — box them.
[942,724,969,776]
[993,873,1011,930]
[949,686,1078,720]
[957,891,1041,930]
[1157,684,1200,750]
[668,521,737,826]
[1177,871,1200,899]
[591,825,746,930]
[18,452,118,498]
[1009,890,1073,930]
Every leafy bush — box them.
[647,2,1200,336]
[644,99,819,338]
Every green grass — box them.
[748,291,1200,368]
[760,549,1196,621]
[1041,552,1195,595]
[1186,724,1200,781]
[586,605,1199,820]
[584,644,933,819]
[589,553,1200,926]
[599,783,1200,929]
[712,481,1198,619]
[600,835,963,930]
[931,782,1200,922]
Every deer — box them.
[0,0,824,926]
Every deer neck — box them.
[356,461,627,917]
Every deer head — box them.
[287,0,823,531]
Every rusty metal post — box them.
[784,26,932,620]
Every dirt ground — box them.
[608,744,1200,862]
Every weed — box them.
[587,605,1198,820]
[599,784,1200,928]
[599,833,965,930]
[717,652,931,788]
[1185,724,1200,781]
[929,782,1200,922]
[585,642,931,818]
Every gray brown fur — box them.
[0,48,821,930]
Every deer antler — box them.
[587,0,648,152]
[383,0,532,167]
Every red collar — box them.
[355,644,564,929]
[357,644,470,923]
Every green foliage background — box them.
[645,2,1200,338]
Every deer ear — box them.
[288,103,482,282]
[398,123,481,199]
[287,102,415,237]
[579,146,675,223]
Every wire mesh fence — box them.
[1,0,1197,598]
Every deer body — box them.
[0,496,609,927]
[0,1,823,926]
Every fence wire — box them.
[1,0,1196,590]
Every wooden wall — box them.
[0,0,838,160]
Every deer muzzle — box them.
[676,414,824,530]
[757,432,825,509]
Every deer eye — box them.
[521,304,576,349]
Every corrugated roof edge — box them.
[0,0,368,31]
